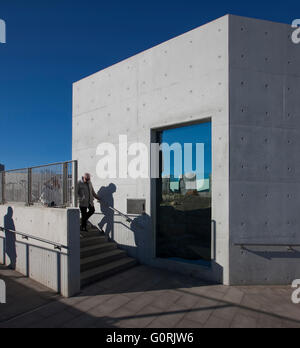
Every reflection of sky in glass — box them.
[161,122,212,179]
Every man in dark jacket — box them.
[77,173,100,231]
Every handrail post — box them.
[62,162,68,206]
[72,160,78,208]
[27,168,32,206]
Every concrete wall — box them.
[229,16,300,284]
[0,205,80,297]
[73,15,230,284]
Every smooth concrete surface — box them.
[73,14,300,285]
[73,15,230,285]
[229,16,300,284]
[0,265,299,328]
[0,204,81,297]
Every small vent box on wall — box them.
[127,199,146,215]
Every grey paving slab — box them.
[230,313,257,328]
[145,304,188,328]
[27,309,80,328]
[256,313,284,328]
[175,317,203,328]
[212,305,239,322]
[204,315,231,328]
[123,293,157,313]
[184,299,223,325]
[0,311,45,329]
[70,294,115,313]
[62,312,101,328]
[174,292,200,309]
[123,305,161,328]
[88,294,132,317]
[222,287,245,304]
[147,290,183,310]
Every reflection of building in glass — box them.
[181,173,210,195]
[163,172,211,195]
[170,175,180,193]
[184,172,197,191]
[197,176,211,192]
[162,175,170,194]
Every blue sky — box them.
[162,123,212,179]
[0,0,299,170]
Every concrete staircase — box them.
[80,227,138,287]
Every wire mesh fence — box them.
[3,169,28,203]
[0,161,78,208]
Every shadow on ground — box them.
[0,265,58,323]
[0,264,299,328]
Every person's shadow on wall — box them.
[4,207,17,270]
[97,184,117,241]
[130,213,153,262]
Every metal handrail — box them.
[235,242,300,251]
[109,206,133,223]
[96,199,133,223]
[0,226,68,251]
[2,160,77,173]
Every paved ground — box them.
[0,265,299,328]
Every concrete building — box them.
[73,15,300,285]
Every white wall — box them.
[73,16,230,284]
[0,204,80,297]
[229,16,300,284]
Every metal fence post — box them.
[72,160,78,208]
[27,168,32,206]
[62,162,68,206]
[0,171,5,204]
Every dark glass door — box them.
[156,122,212,264]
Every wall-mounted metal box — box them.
[127,199,146,215]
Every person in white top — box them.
[40,177,62,207]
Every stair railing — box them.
[0,226,68,251]
[97,199,133,224]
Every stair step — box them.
[80,242,117,259]
[81,229,103,238]
[80,249,128,272]
[80,235,106,248]
[81,257,138,287]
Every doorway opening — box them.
[155,121,212,265]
